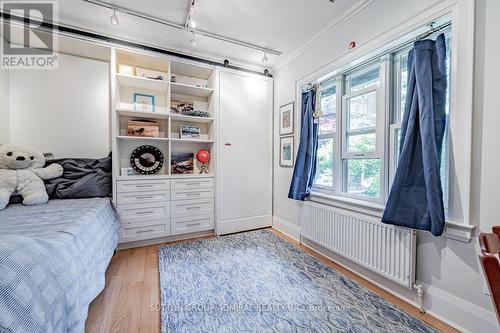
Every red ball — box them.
[196,150,211,164]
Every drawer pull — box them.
[135,184,154,188]
[186,206,201,210]
[135,195,154,199]
[186,192,201,197]
[187,183,201,186]
[136,229,154,234]
[135,210,155,215]
[186,222,201,227]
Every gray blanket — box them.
[0,198,120,332]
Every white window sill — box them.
[308,191,475,243]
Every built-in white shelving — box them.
[111,49,217,245]
[171,82,214,98]
[116,109,170,120]
[170,114,214,123]
[116,135,170,142]
[116,73,169,91]
[170,138,214,144]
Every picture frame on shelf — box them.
[180,125,201,140]
[280,136,294,167]
[133,93,155,112]
[171,99,194,115]
[279,102,294,135]
[171,152,194,174]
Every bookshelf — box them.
[111,48,216,244]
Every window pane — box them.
[347,90,377,130]
[316,138,334,187]
[398,53,408,119]
[320,83,337,134]
[347,66,380,93]
[346,159,381,198]
[347,132,376,153]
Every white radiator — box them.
[300,202,417,289]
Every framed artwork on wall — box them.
[280,136,294,167]
[279,102,294,135]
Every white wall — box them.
[272,0,499,331]
[473,0,500,234]
[0,69,9,144]
[8,52,110,158]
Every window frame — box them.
[311,31,450,206]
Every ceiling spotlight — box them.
[261,51,269,64]
[110,9,119,25]
[190,31,197,46]
[190,20,197,29]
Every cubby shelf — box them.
[116,73,169,91]
[116,135,169,142]
[116,109,170,120]
[170,114,214,123]
[171,82,214,98]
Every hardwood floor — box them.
[85,228,459,333]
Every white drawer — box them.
[122,223,168,239]
[172,216,214,235]
[171,178,214,190]
[117,179,170,193]
[121,217,170,229]
[171,198,214,219]
[117,190,170,205]
[118,202,170,222]
[172,188,214,201]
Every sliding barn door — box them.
[217,69,273,235]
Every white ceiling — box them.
[55,0,356,69]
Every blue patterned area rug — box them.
[158,230,437,333]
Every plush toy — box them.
[0,144,63,210]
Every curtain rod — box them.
[0,12,272,77]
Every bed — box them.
[0,197,120,332]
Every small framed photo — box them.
[180,125,201,140]
[280,136,294,167]
[171,152,194,174]
[121,167,134,176]
[279,102,294,135]
[134,93,155,112]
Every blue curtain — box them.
[382,33,447,236]
[288,89,318,200]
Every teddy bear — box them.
[0,143,64,210]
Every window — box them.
[313,26,451,205]
[315,79,337,188]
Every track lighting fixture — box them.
[190,31,197,46]
[110,9,119,25]
[261,51,269,64]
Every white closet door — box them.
[217,70,273,235]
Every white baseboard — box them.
[272,216,300,241]
[422,283,498,333]
[217,215,272,235]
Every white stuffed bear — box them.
[0,144,63,210]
